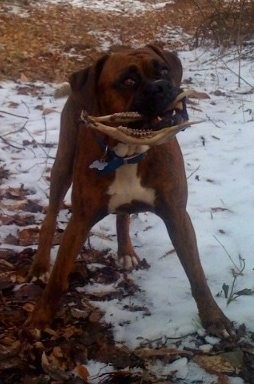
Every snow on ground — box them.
[0,1,254,383]
[46,0,172,13]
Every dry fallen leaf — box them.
[18,227,40,246]
[71,308,90,320]
[189,90,210,99]
[134,347,192,360]
[41,351,50,372]
[54,82,70,98]
[194,353,237,375]
[0,271,16,284]
[52,346,64,359]
[43,107,57,115]
[1,199,28,211]
[74,364,90,380]
[22,302,35,313]
[0,186,29,199]
[89,309,104,323]
[0,258,14,269]
[7,101,19,108]
[20,73,29,82]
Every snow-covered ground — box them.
[47,0,172,13]
[0,1,253,383]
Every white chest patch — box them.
[107,164,155,213]
[107,144,155,213]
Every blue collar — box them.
[89,133,147,175]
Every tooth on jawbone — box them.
[90,111,143,123]
[118,126,153,138]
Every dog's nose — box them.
[152,79,171,94]
[131,80,180,117]
[149,80,179,101]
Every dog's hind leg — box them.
[116,213,141,269]
[159,207,233,337]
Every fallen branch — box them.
[0,110,28,119]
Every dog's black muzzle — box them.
[131,79,180,117]
[129,79,188,131]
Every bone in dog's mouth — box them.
[81,89,204,145]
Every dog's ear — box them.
[146,44,183,87]
[69,55,109,114]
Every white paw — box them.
[119,254,140,270]
[31,271,50,284]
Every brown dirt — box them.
[1,0,253,82]
[0,0,211,82]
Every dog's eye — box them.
[123,78,136,88]
[160,68,169,78]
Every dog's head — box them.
[70,45,188,142]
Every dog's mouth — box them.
[81,89,203,145]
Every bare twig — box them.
[213,235,242,274]
[0,136,24,150]
[236,0,246,87]
[0,110,28,119]
[227,256,245,304]
[42,111,48,144]
[187,165,201,180]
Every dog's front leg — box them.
[26,212,97,329]
[157,207,233,337]
[29,99,79,281]
[28,165,72,282]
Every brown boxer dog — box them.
[27,45,233,336]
